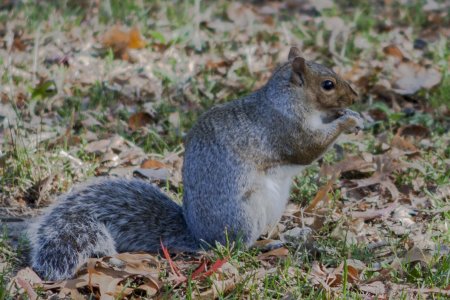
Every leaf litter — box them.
[1,0,449,298]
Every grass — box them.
[0,228,29,300]
[0,0,449,299]
[0,235,14,300]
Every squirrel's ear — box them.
[291,56,307,85]
[288,47,302,61]
[292,56,307,74]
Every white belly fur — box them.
[247,165,304,234]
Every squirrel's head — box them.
[288,47,358,110]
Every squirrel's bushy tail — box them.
[28,178,200,280]
[29,214,116,280]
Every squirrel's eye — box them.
[321,80,335,91]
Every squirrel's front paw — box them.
[339,109,364,134]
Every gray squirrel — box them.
[28,47,363,280]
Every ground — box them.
[0,0,449,299]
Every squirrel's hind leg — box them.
[29,214,116,281]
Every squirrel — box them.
[28,47,363,280]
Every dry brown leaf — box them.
[140,159,167,169]
[350,202,398,221]
[359,281,386,296]
[128,26,146,49]
[102,25,129,52]
[87,273,123,300]
[39,253,161,299]
[211,276,239,298]
[133,168,170,182]
[12,34,27,51]
[168,112,181,128]
[59,282,86,300]
[368,107,389,121]
[194,262,241,299]
[402,246,432,265]
[206,59,230,70]
[253,239,276,248]
[128,112,153,131]
[257,247,289,260]
[113,252,160,276]
[9,268,41,300]
[391,134,418,152]
[346,259,366,272]
[309,262,331,291]
[326,265,343,287]
[383,44,405,60]
[345,264,360,284]
[102,25,146,60]
[320,155,375,178]
[349,153,402,200]
[410,287,450,297]
[305,173,337,213]
[226,3,256,27]
[84,136,123,154]
[392,124,431,151]
[320,261,360,287]
[161,152,184,187]
[392,61,442,95]
[397,124,430,138]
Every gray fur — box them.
[29,48,363,280]
[29,179,198,280]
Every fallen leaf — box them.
[257,247,289,260]
[397,124,430,138]
[410,287,450,297]
[84,136,124,154]
[193,258,228,280]
[344,264,360,284]
[320,155,375,178]
[402,246,432,265]
[392,61,442,95]
[368,108,389,121]
[350,202,399,221]
[193,262,240,299]
[168,112,180,128]
[211,276,239,298]
[346,259,366,272]
[359,281,386,295]
[383,44,405,60]
[305,173,337,213]
[39,253,161,299]
[128,112,154,131]
[350,153,402,200]
[391,134,417,152]
[140,159,167,169]
[133,168,170,182]
[113,253,160,276]
[309,262,331,291]
[9,268,41,300]
[12,34,27,51]
[128,26,146,49]
[160,241,186,284]
[102,25,146,60]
